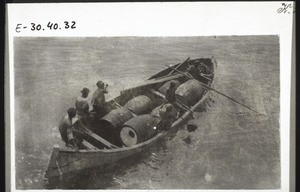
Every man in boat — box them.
[165,82,177,104]
[187,62,200,79]
[188,61,212,82]
[164,82,188,115]
[157,104,177,131]
[58,108,78,149]
[75,87,90,121]
[199,61,214,80]
[91,80,108,118]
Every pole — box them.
[167,57,190,76]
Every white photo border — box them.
[7,2,294,192]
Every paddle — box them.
[164,64,264,116]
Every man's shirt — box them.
[91,88,107,107]
[75,97,89,115]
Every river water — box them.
[13,36,280,189]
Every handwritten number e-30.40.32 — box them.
[30,21,76,31]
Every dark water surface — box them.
[14,36,280,189]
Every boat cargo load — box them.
[120,114,160,146]
[175,79,206,106]
[124,95,154,115]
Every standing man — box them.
[91,80,108,117]
[75,87,90,119]
[58,108,78,149]
[164,82,187,114]
[165,82,177,104]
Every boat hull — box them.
[44,57,217,186]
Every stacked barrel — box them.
[98,95,157,147]
[97,76,206,147]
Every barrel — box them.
[98,108,133,129]
[175,79,206,106]
[158,80,181,95]
[120,114,160,146]
[124,95,154,115]
[94,108,134,145]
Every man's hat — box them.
[81,87,90,94]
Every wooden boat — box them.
[44,57,217,187]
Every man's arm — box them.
[104,84,108,93]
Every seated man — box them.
[198,61,213,78]
[189,61,213,82]
[157,104,177,131]
[58,108,78,149]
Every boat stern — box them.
[44,145,61,180]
